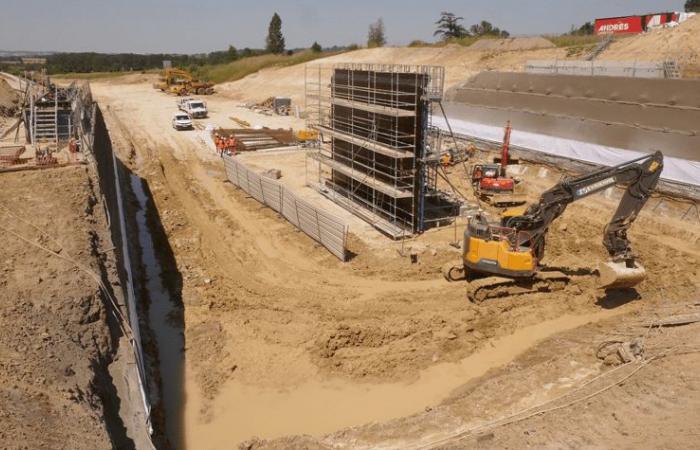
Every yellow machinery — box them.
[444,151,664,303]
[153,68,214,96]
[296,129,319,147]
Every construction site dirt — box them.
[83,67,700,448]
[0,167,150,449]
[3,17,700,448]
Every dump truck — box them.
[154,68,214,96]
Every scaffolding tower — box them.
[305,63,459,238]
[26,82,79,147]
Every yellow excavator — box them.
[444,151,664,303]
[153,68,214,96]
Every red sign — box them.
[595,16,644,34]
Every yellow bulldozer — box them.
[153,68,214,96]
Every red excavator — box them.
[470,121,526,206]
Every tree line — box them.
[366,12,511,48]
[11,6,673,75]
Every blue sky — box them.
[0,0,687,53]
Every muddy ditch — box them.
[126,172,186,450]
[93,104,186,449]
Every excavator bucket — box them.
[597,260,647,290]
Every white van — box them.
[177,98,208,118]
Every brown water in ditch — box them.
[183,310,622,448]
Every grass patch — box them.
[545,34,602,48]
[192,50,344,84]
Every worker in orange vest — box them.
[226,135,237,156]
[215,134,225,156]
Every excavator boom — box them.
[506,151,663,263]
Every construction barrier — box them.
[526,60,670,78]
[222,155,348,261]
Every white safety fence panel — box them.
[222,155,348,260]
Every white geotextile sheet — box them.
[434,116,700,187]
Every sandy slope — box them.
[216,17,700,108]
[600,14,700,72]
[216,45,568,104]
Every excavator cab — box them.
[462,214,536,278]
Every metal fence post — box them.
[315,210,322,242]
[294,197,301,227]
[260,177,265,205]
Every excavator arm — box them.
[505,151,663,287]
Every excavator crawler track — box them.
[479,192,527,207]
[467,271,569,304]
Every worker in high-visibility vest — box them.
[226,136,237,156]
[215,135,225,156]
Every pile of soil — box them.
[0,78,19,117]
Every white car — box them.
[172,113,193,130]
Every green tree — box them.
[266,13,285,54]
[569,21,595,35]
[434,12,468,40]
[367,18,387,48]
[311,41,322,53]
[227,45,238,61]
[469,20,510,38]
[686,0,700,12]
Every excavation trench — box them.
[130,173,186,449]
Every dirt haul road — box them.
[90,76,700,449]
